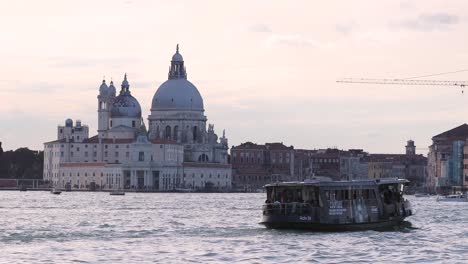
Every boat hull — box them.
[110,192,125,196]
[260,216,409,231]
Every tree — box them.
[0,147,43,179]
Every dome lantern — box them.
[120,73,131,95]
[169,44,187,80]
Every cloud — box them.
[335,21,355,35]
[48,57,140,69]
[248,23,272,33]
[265,34,321,47]
[0,80,61,93]
[393,13,459,31]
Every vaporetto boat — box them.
[260,178,413,231]
[436,193,468,202]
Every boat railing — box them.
[263,202,318,216]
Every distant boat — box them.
[110,190,125,196]
[173,188,193,193]
[414,193,431,198]
[50,187,62,195]
[436,193,468,202]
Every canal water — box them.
[0,192,467,263]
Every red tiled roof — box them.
[433,123,468,141]
[83,135,134,144]
[151,139,179,145]
[266,142,294,150]
[183,162,231,169]
[232,142,267,150]
[61,162,107,167]
[44,139,67,144]
[365,154,427,163]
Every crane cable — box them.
[401,69,468,94]
[401,69,468,80]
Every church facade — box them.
[43,46,231,191]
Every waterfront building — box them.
[339,149,369,181]
[365,141,426,188]
[43,46,231,191]
[231,142,295,191]
[427,124,468,193]
[309,148,342,180]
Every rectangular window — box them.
[60,152,64,157]
[104,151,108,157]
[93,152,97,157]
[139,152,144,161]
[126,152,129,158]
[85,152,88,157]
[115,152,119,157]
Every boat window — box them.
[303,188,319,205]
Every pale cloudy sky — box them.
[1,0,468,154]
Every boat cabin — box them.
[262,178,412,229]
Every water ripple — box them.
[0,192,467,263]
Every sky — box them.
[1,0,468,154]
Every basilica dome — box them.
[110,74,142,118]
[151,79,204,111]
[151,45,204,111]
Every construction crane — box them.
[337,78,468,88]
[337,69,468,93]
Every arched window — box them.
[193,126,198,141]
[198,153,209,162]
[165,126,171,139]
[173,126,179,141]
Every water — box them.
[0,192,467,264]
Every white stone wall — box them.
[182,165,231,190]
[57,124,89,143]
[58,165,122,190]
[43,143,62,184]
[109,117,140,131]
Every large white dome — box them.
[151,79,204,111]
[151,45,204,112]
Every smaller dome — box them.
[110,95,142,118]
[99,79,108,94]
[108,81,116,96]
[110,74,141,118]
[65,118,73,127]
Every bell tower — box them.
[406,140,416,155]
[97,79,110,138]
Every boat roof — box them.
[264,178,409,188]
